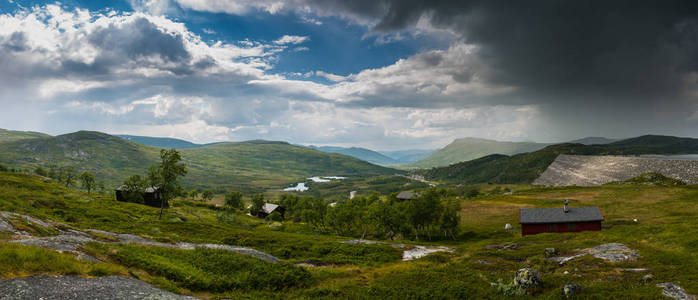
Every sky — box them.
[1,0,698,150]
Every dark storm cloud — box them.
[309,0,698,100]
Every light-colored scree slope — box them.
[533,154,698,186]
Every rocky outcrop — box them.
[534,155,698,186]
[550,243,639,264]
[0,275,195,300]
[657,282,696,300]
[562,283,582,297]
[513,268,542,290]
[0,211,280,263]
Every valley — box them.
[0,129,697,299]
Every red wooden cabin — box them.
[519,201,604,236]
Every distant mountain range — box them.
[405,137,550,169]
[0,130,398,192]
[378,149,436,164]
[116,134,621,169]
[422,135,698,184]
[308,146,399,165]
[567,137,620,145]
[0,128,661,190]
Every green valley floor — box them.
[0,172,696,299]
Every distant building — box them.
[518,201,604,236]
[252,203,286,219]
[396,191,419,201]
[115,186,167,208]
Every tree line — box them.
[274,188,464,241]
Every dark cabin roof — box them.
[519,206,604,224]
[396,191,418,200]
[115,185,159,193]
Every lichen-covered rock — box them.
[550,243,639,264]
[0,216,14,233]
[657,282,696,300]
[563,283,582,297]
[545,248,558,257]
[642,274,654,283]
[513,268,541,290]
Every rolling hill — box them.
[0,128,51,142]
[406,137,549,169]
[567,136,619,145]
[0,131,398,192]
[423,135,698,184]
[116,135,203,149]
[309,145,399,165]
[378,149,435,164]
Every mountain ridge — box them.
[422,134,698,184]
[0,131,398,192]
[406,137,550,169]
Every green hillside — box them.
[378,149,435,164]
[406,137,549,169]
[0,128,51,142]
[567,136,619,144]
[423,135,698,184]
[0,131,397,192]
[310,145,399,165]
[0,172,696,298]
[0,131,160,184]
[116,135,203,149]
[182,141,399,190]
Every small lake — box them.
[283,182,308,192]
[283,176,346,192]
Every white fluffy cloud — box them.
[273,35,309,45]
[0,3,544,149]
[175,0,286,15]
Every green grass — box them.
[0,242,124,278]
[84,243,312,293]
[0,172,696,299]
[0,131,398,193]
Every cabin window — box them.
[567,223,576,230]
[547,224,557,231]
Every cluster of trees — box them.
[120,149,187,219]
[188,189,214,202]
[278,189,462,241]
[29,165,106,194]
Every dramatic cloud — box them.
[4,1,698,149]
[165,1,698,140]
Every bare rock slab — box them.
[0,275,195,300]
[657,282,696,300]
[550,243,639,264]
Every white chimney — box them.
[564,200,569,213]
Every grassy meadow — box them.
[0,172,696,298]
